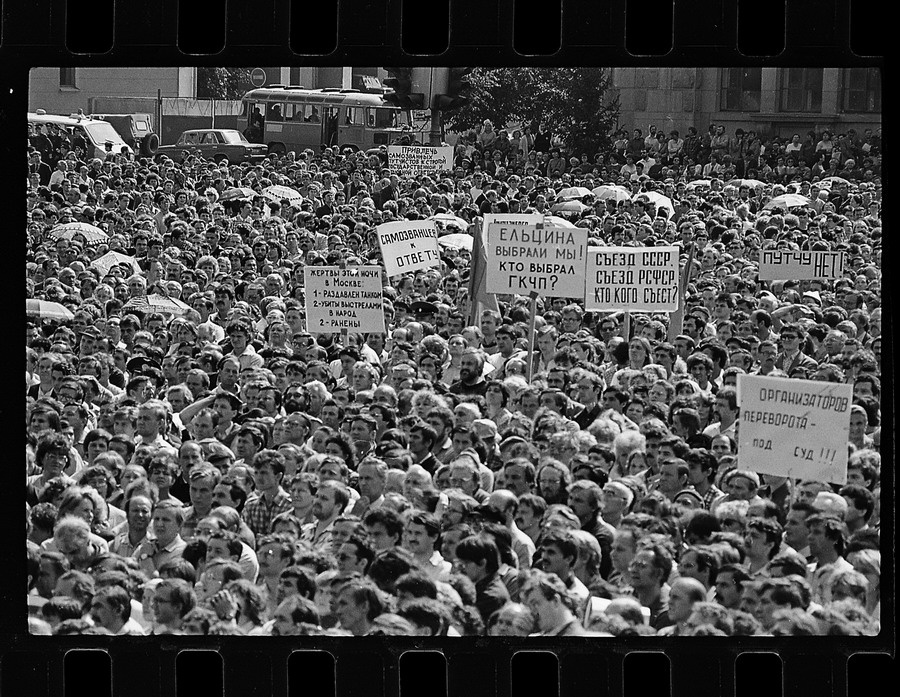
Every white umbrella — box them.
[556,186,593,201]
[763,193,811,210]
[550,200,590,214]
[91,251,141,277]
[219,187,257,201]
[26,298,74,321]
[261,185,304,207]
[543,215,578,229]
[123,294,193,317]
[437,233,474,251]
[685,179,712,190]
[591,185,631,202]
[819,176,852,188]
[428,213,470,230]
[728,178,766,190]
[632,191,675,218]
[48,222,109,245]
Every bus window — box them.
[267,103,284,122]
[306,106,321,123]
[291,104,307,121]
[284,104,303,121]
[344,107,364,125]
[369,108,398,129]
[323,107,339,146]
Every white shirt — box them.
[417,551,452,583]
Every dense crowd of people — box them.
[25,114,882,638]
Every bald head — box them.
[605,597,645,626]
[488,490,519,522]
[669,576,707,623]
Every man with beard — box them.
[301,481,350,552]
[566,481,614,579]
[449,348,489,397]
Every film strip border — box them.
[1,1,889,696]
[0,0,886,59]
[1,645,894,696]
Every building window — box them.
[842,68,881,113]
[720,68,761,112]
[59,68,76,89]
[780,68,823,112]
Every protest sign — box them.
[388,145,454,176]
[482,213,543,229]
[304,266,384,334]
[736,374,852,484]
[375,220,441,277]
[758,249,845,280]
[585,246,680,312]
[484,220,587,297]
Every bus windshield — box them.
[370,107,400,129]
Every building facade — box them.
[28,67,383,115]
[29,67,385,144]
[609,67,881,139]
[29,67,196,115]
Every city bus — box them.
[237,86,420,154]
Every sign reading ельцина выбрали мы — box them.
[485,221,587,298]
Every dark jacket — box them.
[474,572,511,624]
[581,514,614,580]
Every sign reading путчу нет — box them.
[304,266,384,334]
[484,222,588,298]
[388,145,454,176]
[736,374,852,484]
[585,246,680,312]
[758,249,845,280]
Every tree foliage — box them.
[444,67,620,156]
[197,68,254,100]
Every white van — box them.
[28,109,133,160]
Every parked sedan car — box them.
[156,129,269,164]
